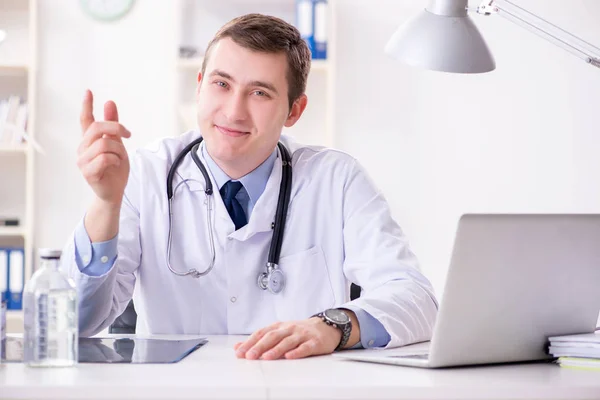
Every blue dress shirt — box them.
[74,142,391,348]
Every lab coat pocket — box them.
[275,245,336,321]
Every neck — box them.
[218,161,256,180]
[209,152,272,180]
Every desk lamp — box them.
[385,0,600,73]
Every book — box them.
[549,332,600,345]
[549,332,600,368]
[558,357,600,371]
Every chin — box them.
[212,147,243,162]
[209,139,248,162]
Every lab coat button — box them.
[368,340,374,347]
[230,297,237,303]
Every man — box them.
[65,13,438,360]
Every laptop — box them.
[337,214,600,368]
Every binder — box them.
[313,0,328,59]
[7,248,24,310]
[0,248,7,304]
[296,0,315,58]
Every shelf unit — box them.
[0,226,26,237]
[0,0,38,332]
[174,0,336,148]
[177,56,331,72]
[0,63,28,75]
[0,143,27,154]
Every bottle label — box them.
[24,290,78,363]
[23,292,34,362]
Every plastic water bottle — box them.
[23,249,78,367]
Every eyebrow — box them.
[209,69,279,95]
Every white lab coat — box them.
[62,130,438,348]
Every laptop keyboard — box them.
[389,354,429,360]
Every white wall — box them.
[35,0,177,250]
[35,0,600,301]
[334,0,600,298]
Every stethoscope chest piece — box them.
[258,262,285,294]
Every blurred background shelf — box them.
[177,56,330,72]
[0,0,38,334]
[0,143,28,153]
[0,226,26,237]
[6,310,24,333]
[0,63,29,75]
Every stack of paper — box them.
[548,332,600,370]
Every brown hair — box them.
[202,13,311,109]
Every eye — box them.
[215,81,228,88]
[253,90,268,97]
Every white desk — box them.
[1,335,600,400]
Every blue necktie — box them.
[220,180,247,230]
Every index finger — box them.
[80,89,95,133]
[79,121,131,151]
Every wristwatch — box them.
[312,308,352,351]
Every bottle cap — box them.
[39,248,62,259]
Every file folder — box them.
[313,0,328,59]
[296,0,315,58]
[7,248,24,310]
[0,249,7,304]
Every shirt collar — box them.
[200,142,277,205]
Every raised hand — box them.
[77,90,131,206]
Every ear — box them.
[284,94,308,128]
[196,72,203,96]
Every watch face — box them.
[324,309,349,324]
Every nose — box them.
[223,90,249,123]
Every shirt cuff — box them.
[343,305,391,349]
[74,219,118,277]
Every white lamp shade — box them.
[385,9,496,74]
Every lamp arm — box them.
[475,0,600,69]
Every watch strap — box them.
[312,310,352,351]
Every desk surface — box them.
[1,335,600,400]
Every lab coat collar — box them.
[171,131,286,240]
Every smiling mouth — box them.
[215,125,249,137]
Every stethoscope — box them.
[165,137,292,294]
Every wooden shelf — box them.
[0,143,28,153]
[0,226,25,237]
[177,57,204,70]
[311,59,329,72]
[177,57,329,72]
[6,309,23,334]
[0,63,28,75]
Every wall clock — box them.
[80,0,136,22]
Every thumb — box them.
[80,89,95,133]
[104,100,119,122]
